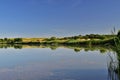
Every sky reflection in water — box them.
[0,48,108,80]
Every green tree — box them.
[50,37,56,40]
[14,38,22,43]
[4,38,8,41]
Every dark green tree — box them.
[4,38,8,41]
[50,37,56,40]
[14,38,22,43]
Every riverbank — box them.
[0,34,115,45]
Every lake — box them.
[0,44,118,80]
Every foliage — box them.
[117,30,120,39]
[0,33,116,45]
[14,38,22,43]
[108,30,120,80]
[50,37,57,40]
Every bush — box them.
[14,38,22,43]
[50,37,56,40]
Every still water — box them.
[0,46,114,80]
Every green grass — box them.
[0,34,116,45]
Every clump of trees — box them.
[62,34,114,40]
[45,37,57,41]
[0,32,117,45]
[0,38,22,44]
[14,38,22,43]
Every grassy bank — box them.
[0,34,115,45]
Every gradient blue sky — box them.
[0,0,120,37]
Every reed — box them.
[108,29,120,80]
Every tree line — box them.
[0,38,22,44]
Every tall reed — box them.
[108,29,120,80]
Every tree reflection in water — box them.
[0,43,120,79]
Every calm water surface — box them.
[0,47,109,80]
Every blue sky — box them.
[0,0,120,37]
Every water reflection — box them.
[0,44,119,80]
[108,49,120,80]
[0,44,112,53]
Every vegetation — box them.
[117,30,120,38]
[0,43,113,52]
[108,30,120,80]
[0,33,116,45]
[0,30,119,80]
